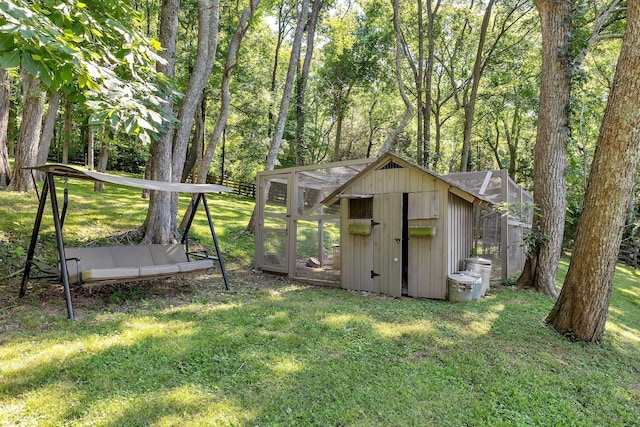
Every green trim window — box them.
[349,198,373,219]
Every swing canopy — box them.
[20,164,232,321]
[30,164,231,193]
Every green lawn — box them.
[0,176,639,426]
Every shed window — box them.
[349,198,373,219]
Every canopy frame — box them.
[19,165,231,320]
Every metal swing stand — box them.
[19,166,231,321]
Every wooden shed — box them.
[322,153,492,299]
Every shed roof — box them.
[321,153,494,206]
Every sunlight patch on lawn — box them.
[435,305,504,338]
[265,311,292,329]
[77,385,251,427]
[267,288,286,301]
[118,317,197,341]
[321,313,358,329]
[269,356,303,375]
[0,318,196,378]
[617,286,640,302]
[0,381,82,426]
[160,301,242,316]
[461,309,502,337]
[606,321,640,345]
[373,320,434,338]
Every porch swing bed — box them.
[19,164,231,320]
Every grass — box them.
[0,175,639,426]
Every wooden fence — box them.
[618,242,640,268]
[209,176,256,198]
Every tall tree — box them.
[546,1,640,342]
[245,0,310,233]
[294,0,322,166]
[267,0,296,141]
[62,97,72,164]
[378,0,414,154]
[171,0,220,184]
[7,69,44,192]
[518,0,625,295]
[459,0,495,172]
[196,0,261,185]
[0,68,10,187]
[37,91,62,168]
[423,0,441,167]
[264,0,310,170]
[142,0,180,244]
[517,0,573,296]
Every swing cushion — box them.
[64,244,214,284]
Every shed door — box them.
[407,191,444,299]
[372,193,403,297]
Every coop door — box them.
[371,193,403,297]
[258,174,290,274]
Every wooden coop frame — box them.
[20,164,231,320]
[255,153,528,298]
[447,169,534,280]
[254,158,374,285]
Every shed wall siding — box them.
[447,193,474,277]
[340,167,459,299]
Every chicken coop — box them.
[254,154,532,298]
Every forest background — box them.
[0,0,638,342]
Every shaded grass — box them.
[0,176,639,426]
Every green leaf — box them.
[0,33,16,51]
[123,115,136,134]
[88,110,108,125]
[22,53,43,77]
[136,117,154,131]
[58,65,73,84]
[0,50,20,69]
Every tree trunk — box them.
[546,3,640,342]
[196,0,260,186]
[37,91,62,170]
[7,70,44,192]
[517,0,572,297]
[264,0,309,172]
[294,0,321,166]
[333,102,345,161]
[378,0,414,155]
[171,0,220,184]
[169,0,220,237]
[94,141,109,192]
[86,123,95,170]
[245,0,310,234]
[182,93,207,183]
[267,1,292,140]
[62,97,71,165]
[423,0,440,168]
[0,68,11,187]
[416,0,424,165]
[366,99,378,158]
[459,0,494,172]
[142,0,180,244]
